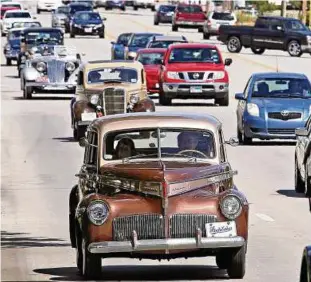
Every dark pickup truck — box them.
[218,16,311,57]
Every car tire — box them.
[154,20,159,25]
[6,58,12,66]
[215,93,229,106]
[198,27,203,33]
[134,6,138,10]
[37,8,41,14]
[305,166,311,197]
[227,244,246,279]
[237,125,243,144]
[23,86,33,99]
[99,32,105,38]
[300,256,308,282]
[203,32,210,40]
[287,40,302,57]
[227,36,242,53]
[69,185,78,248]
[70,32,75,38]
[81,238,102,279]
[74,125,87,140]
[159,91,172,106]
[172,25,178,32]
[216,253,230,269]
[242,126,252,145]
[295,157,305,193]
[251,47,265,55]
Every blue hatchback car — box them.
[235,72,311,144]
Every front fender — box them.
[73,100,96,121]
[133,97,155,112]
[24,67,39,81]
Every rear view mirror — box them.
[224,58,232,66]
[295,128,308,137]
[78,137,88,147]
[235,93,245,100]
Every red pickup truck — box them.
[158,43,232,106]
[172,3,206,32]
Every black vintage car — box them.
[17,27,64,77]
[218,16,311,57]
[64,3,93,33]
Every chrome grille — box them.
[188,72,205,80]
[103,87,126,115]
[113,214,165,241]
[268,112,301,120]
[268,128,296,135]
[47,60,65,83]
[170,214,217,238]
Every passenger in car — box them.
[114,137,136,159]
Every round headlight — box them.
[220,195,242,220]
[130,94,139,104]
[90,94,99,105]
[87,200,109,226]
[5,45,11,51]
[36,62,46,72]
[66,61,76,72]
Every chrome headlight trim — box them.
[220,194,242,220]
[90,94,99,105]
[66,61,76,72]
[86,200,109,226]
[36,61,46,72]
[129,93,139,104]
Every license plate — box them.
[190,86,202,93]
[36,76,49,82]
[206,221,237,238]
[84,27,92,33]
[81,112,96,121]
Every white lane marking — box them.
[255,213,275,222]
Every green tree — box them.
[246,0,277,15]
[289,0,302,9]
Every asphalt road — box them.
[1,5,311,282]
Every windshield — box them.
[149,40,184,48]
[2,3,21,8]
[5,12,30,18]
[104,128,216,161]
[252,78,311,98]
[87,67,138,84]
[12,21,41,28]
[137,52,164,65]
[117,33,131,45]
[177,5,202,13]
[8,29,21,39]
[168,47,221,63]
[130,34,155,47]
[159,5,175,12]
[75,12,101,20]
[56,6,69,14]
[25,31,63,45]
[211,12,235,21]
[69,5,92,14]
[285,20,308,31]
[31,45,55,56]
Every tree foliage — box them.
[246,0,278,14]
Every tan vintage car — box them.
[70,60,155,140]
[69,112,249,280]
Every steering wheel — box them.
[177,149,207,158]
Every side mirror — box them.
[295,128,308,137]
[225,137,239,146]
[78,137,88,147]
[111,41,115,44]
[102,17,106,21]
[33,16,37,19]
[224,58,232,66]
[235,93,245,100]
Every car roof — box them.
[74,10,99,14]
[1,1,21,5]
[159,4,176,7]
[177,3,201,7]
[83,60,144,71]
[137,48,167,53]
[168,42,218,49]
[252,72,308,79]
[68,2,92,6]
[91,112,221,133]
[23,27,62,33]
[9,27,24,32]
[151,35,187,41]
[258,16,298,21]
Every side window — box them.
[256,19,269,29]
[270,20,283,31]
[218,128,226,162]
[77,70,83,85]
[84,130,98,167]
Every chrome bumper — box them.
[88,236,245,254]
[175,21,204,26]
[26,82,76,91]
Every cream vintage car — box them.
[70,60,156,140]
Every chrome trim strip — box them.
[88,236,245,253]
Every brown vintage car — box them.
[70,60,155,140]
[69,112,249,280]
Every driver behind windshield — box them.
[178,131,200,151]
[88,71,101,83]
